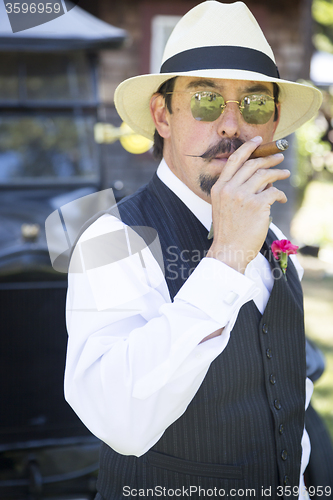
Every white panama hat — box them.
[114,1,322,141]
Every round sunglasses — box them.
[167,91,276,125]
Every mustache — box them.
[186,138,244,162]
[201,137,244,161]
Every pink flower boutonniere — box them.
[271,239,299,279]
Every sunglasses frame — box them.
[165,90,276,125]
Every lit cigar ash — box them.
[249,139,288,159]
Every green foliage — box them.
[313,33,333,53]
[294,1,333,199]
[312,0,333,53]
[312,0,333,26]
[295,86,333,199]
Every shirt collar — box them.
[156,159,212,232]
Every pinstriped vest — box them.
[96,174,306,499]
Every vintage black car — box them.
[0,4,126,499]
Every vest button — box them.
[279,423,285,434]
[270,374,276,385]
[274,399,282,410]
[266,348,273,359]
[281,450,288,461]
[284,475,290,485]
[262,323,269,334]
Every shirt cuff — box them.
[175,257,259,326]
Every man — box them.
[64,2,323,498]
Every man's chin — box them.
[199,174,220,196]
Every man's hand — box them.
[206,136,290,273]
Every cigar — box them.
[249,139,288,159]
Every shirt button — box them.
[266,348,273,359]
[269,374,276,385]
[279,423,285,435]
[274,399,282,410]
[281,450,288,461]
[262,323,269,334]
[284,475,290,485]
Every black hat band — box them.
[160,46,280,79]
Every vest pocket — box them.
[146,450,244,480]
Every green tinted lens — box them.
[241,94,275,124]
[191,92,224,122]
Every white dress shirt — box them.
[64,159,312,496]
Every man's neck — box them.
[156,159,212,232]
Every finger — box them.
[245,167,290,194]
[259,185,288,205]
[260,182,273,195]
[228,152,285,186]
[214,136,263,185]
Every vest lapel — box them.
[148,174,212,299]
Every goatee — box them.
[199,174,220,196]
[198,137,244,195]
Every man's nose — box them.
[216,101,242,137]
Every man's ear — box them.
[150,94,171,139]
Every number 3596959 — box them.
[5,3,61,14]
